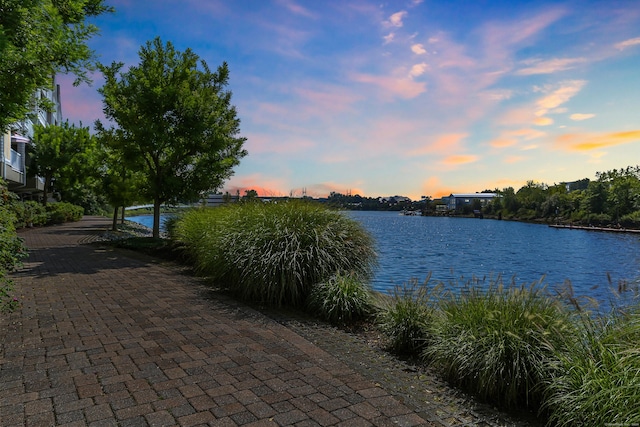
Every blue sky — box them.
[60,0,640,199]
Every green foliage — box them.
[377,278,441,355]
[424,279,574,410]
[172,200,377,307]
[97,37,247,238]
[307,272,375,324]
[46,202,84,224]
[31,121,98,206]
[543,306,640,426]
[13,200,48,228]
[0,179,27,312]
[0,0,113,131]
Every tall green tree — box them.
[0,0,113,132]
[95,128,147,230]
[31,121,96,206]
[97,37,248,238]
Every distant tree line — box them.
[326,166,640,228]
[483,166,640,228]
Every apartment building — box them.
[1,77,63,199]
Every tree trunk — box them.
[42,175,51,207]
[120,205,125,224]
[153,199,161,239]
[112,206,118,231]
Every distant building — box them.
[441,193,499,212]
[1,77,63,200]
[379,195,411,205]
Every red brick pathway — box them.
[1,217,431,426]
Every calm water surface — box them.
[347,211,640,307]
[129,211,640,307]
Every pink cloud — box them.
[351,73,426,99]
[615,36,640,50]
[516,57,587,75]
[386,11,407,28]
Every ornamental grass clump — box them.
[377,277,442,355]
[172,200,377,307]
[424,278,574,411]
[307,271,375,324]
[543,304,640,427]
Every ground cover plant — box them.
[423,278,575,411]
[171,200,377,307]
[307,271,376,324]
[377,277,442,354]
[543,304,640,426]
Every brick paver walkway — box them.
[1,217,431,426]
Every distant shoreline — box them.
[549,224,640,234]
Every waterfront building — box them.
[440,193,499,212]
[1,77,63,200]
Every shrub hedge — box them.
[171,200,377,307]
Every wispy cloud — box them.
[276,0,315,18]
[443,154,479,165]
[351,73,427,99]
[570,113,595,121]
[386,11,408,28]
[535,80,587,116]
[614,36,640,50]
[516,57,587,75]
[556,130,640,152]
[410,133,468,156]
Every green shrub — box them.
[307,271,375,324]
[543,305,640,426]
[377,277,441,355]
[620,211,640,228]
[0,179,27,312]
[172,200,377,307]
[46,202,84,224]
[424,279,574,410]
[13,200,48,228]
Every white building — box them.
[1,77,63,199]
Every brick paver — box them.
[1,217,432,426]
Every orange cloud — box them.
[443,154,479,165]
[506,128,546,140]
[490,138,517,148]
[504,155,525,163]
[556,130,640,151]
[569,113,595,121]
[534,117,554,126]
[410,133,468,156]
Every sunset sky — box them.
[60,0,640,199]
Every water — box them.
[347,211,640,307]
[128,212,640,307]
[127,214,172,231]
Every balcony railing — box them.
[10,149,23,172]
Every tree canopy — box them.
[31,121,97,206]
[97,37,248,237]
[0,0,113,132]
